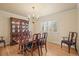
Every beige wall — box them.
[0,10,27,45]
[35,8,77,45]
[77,4,79,54]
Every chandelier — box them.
[28,6,39,24]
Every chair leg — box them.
[40,44,43,56]
[37,47,40,56]
[68,45,71,53]
[18,44,21,50]
[20,45,23,53]
[75,44,77,52]
[61,42,62,48]
[23,49,27,55]
[4,41,6,47]
[45,43,47,53]
[31,49,33,56]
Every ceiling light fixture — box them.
[28,6,39,24]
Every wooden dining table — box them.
[13,35,33,54]
[13,33,43,55]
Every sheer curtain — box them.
[41,20,57,33]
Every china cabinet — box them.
[10,17,29,45]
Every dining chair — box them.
[36,33,41,55]
[0,36,6,47]
[24,33,40,56]
[18,31,29,54]
[40,32,48,55]
[61,32,78,53]
[17,33,25,54]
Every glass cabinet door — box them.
[10,17,29,45]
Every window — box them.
[42,20,57,33]
[42,21,48,32]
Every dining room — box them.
[0,3,79,56]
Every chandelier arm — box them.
[27,6,39,24]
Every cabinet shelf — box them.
[10,17,29,45]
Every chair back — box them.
[36,33,41,45]
[32,34,38,43]
[42,32,48,43]
[20,30,30,45]
[37,33,41,40]
[68,32,77,43]
[0,36,3,40]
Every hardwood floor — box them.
[0,43,78,56]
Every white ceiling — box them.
[0,3,77,17]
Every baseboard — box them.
[47,41,75,49]
[47,40,61,45]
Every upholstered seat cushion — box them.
[0,40,5,43]
[24,42,32,50]
[24,42,41,52]
[62,40,75,45]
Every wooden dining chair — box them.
[0,36,6,47]
[18,31,30,54]
[24,34,40,56]
[40,32,48,55]
[36,33,41,55]
[61,32,78,53]
[17,33,25,54]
